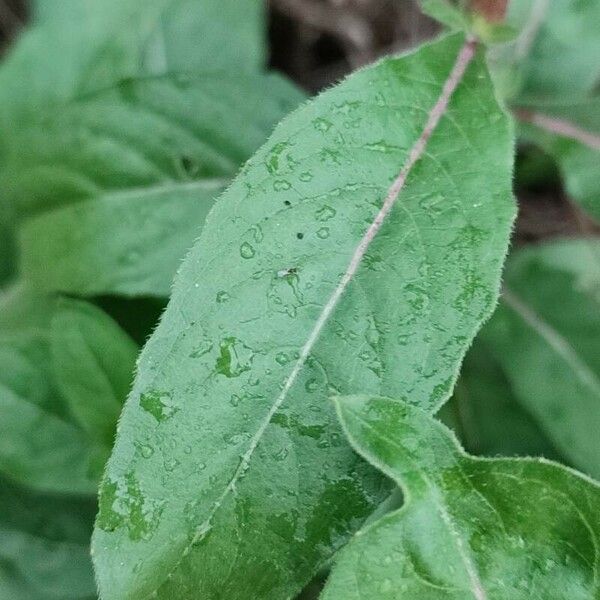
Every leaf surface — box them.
[322,395,600,599]
[0,287,97,494]
[0,475,97,600]
[51,299,139,447]
[480,239,600,478]
[93,33,515,599]
[0,0,265,133]
[10,73,302,295]
[446,340,559,459]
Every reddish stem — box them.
[515,108,600,151]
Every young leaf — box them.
[51,298,139,447]
[480,239,600,478]
[93,33,516,600]
[515,99,600,220]
[323,395,600,599]
[10,73,303,296]
[0,475,97,600]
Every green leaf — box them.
[0,287,98,494]
[93,33,515,600]
[0,475,97,600]
[448,338,560,459]
[323,395,600,599]
[0,382,98,495]
[10,73,303,295]
[480,239,600,478]
[51,298,139,447]
[515,98,600,220]
[0,0,265,133]
[510,0,600,99]
[19,181,225,298]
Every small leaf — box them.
[93,34,515,600]
[480,239,600,478]
[323,395,600,599]
[51,298,139,446]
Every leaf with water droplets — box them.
[93,34,515,599]
[12,73,303,296]
[478,239,600,478]
[323,395,600,600]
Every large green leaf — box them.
[0,0,265,135]
[93,33,515,599]
[323,395,600,599]
[0,475,97,600]
[480,239,600,478]
[11,73,303,295]
[447,339,559,459]
[51,299,139,447]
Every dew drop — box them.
[273,179,291,191]
[240,242,255,259]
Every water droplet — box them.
[215,338,254,378]
[139,444,154,459]
[316,205,337,222]
[275,352,290,365]
[139,391,178,422]
[364,140,402,154]
[305,378,319,393]
[164,458,180,472]
[312,117,332,132]
[265,141,291,174]
[273,179,291,191]
[240,242,255,259]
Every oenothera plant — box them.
[0,0,599,599]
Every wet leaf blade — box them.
[323,395,600,599]
[93,33,515,600]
